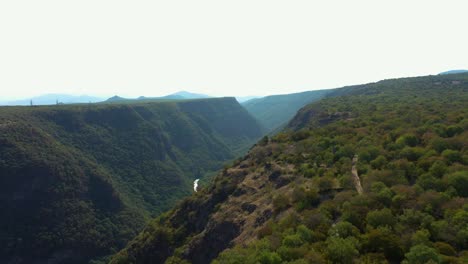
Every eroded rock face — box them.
[232,185,256,197]
[268,170,281,181]
[110,153,299,264]
[274,174,294,188]
[241,203,257,213]
[254,209,272,227]
[184,221,241,264]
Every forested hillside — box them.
[0,97,263,263]
[111,74,468,264]
[242,90,330,133]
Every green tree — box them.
[445,125,463,137]
[366,208,396,229]
[442,149,462,164]
[446,171,468,197]
[403,245,441,264]
[411,229,431,246]
[328,221,360,239]
[273,194,290,213]
[396,134,419,147]
[282,234,304,247]
[296,225,314,243]
[371,155,388,169]
[363,227,404,261]
[429,160,447,178]
[257,251,282,264]
[326,237,359,264]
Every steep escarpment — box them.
[0,97,263,263]
[177,98,264,154]
[111,74,468,264]
[242,89,330,133]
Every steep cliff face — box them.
[111,74,468,264]
[0,97,263,263]
[242,89,331,133]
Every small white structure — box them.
[193,179,200,192]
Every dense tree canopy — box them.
[0,98,263,263]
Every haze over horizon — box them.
[1,0,467,100]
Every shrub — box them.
[433,242,456,256]
[293,187,319,211]
[318,177,334,191]
[363,227,404,261]
[358,253,388,264]
[277,245,308,261]
[257,251,282,264]
[446,171,468,197]
[326,237,359,264]
[442,149,462,164]
[400,147,425,161]
[411,229,431,246]
[430,138,449,153]
[429,161,447,178]
[403,245,441,264]
[371,155,388,169]
[366,208,396,229]
[296,225,313,242]
[273,194,290,213]
[445,125,463,137]
[416,174,441,191]
[291,130,310,141]
[282,234,304,247]
[257,223,274,239]
[396,134,419,147]
[328,221,360,239]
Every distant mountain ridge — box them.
[439,69,468,75]
[167,91,211,99]
[0,94,104,106]
[106,91,211,102]
[0,91,211,106]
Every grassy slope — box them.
[110,74,468,264]
[0,97,263,263]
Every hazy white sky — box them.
[1,0,467,99]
